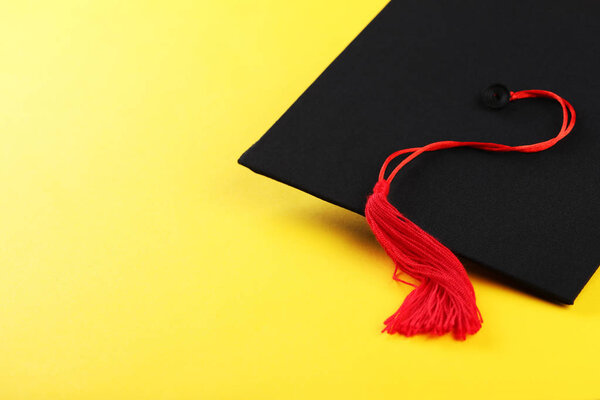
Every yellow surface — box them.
[1,1,599,399]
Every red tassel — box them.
[366,180,481,340]
[366,88,576,340]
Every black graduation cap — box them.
[238,0,600,338]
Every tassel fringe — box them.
[366,180,482,340]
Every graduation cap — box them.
[238,0,600,339]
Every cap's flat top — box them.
[240,0,600,303]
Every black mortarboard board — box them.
[238,0,600,307]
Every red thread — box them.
[365,89,576,340]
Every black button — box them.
[481,84,510,109]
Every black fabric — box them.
[238,0,600,304]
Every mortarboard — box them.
[238,0,600,338]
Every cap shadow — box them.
[287,203,569,308]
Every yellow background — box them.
[1,1,599,398]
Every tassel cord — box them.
[380,90,575,183]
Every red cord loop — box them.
[378,89,575,184]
